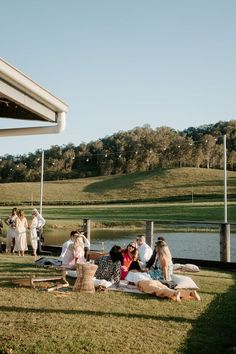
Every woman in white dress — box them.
[4,207,18,253]
[14,210,28,256]
[28,210,38,256]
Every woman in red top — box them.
[120,241,138,280]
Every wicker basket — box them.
[73,263,98,293]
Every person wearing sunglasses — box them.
[120,241,138,280]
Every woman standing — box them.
[14,210,28,256]
[4,207,18,253]
[28,210,38,256]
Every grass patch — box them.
[0,167,235,205]
[1,202,236,235]
[0,255,236,353]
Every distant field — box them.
[0,167,235,205]
[0,167,235,231]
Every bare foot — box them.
[191,290,201,301]
[176,291,181,302]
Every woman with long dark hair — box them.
[95,245,123,287]
[120,241,138,280]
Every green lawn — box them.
[0,167,235,232]
[1,202,236,238]
[0,255,236,354]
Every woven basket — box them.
[73,263,98,293]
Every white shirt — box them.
[138,242,153,267]
[36,213,46,228]
[59,239,73,261]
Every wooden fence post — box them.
[220,223,231,262]
[146,221,154,248]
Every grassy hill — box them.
[0,167,235,205]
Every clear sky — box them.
[1,0,236,156]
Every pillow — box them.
[125,271,151,284]
[173,263,200,273]
[181,264,200,272]
[173,263,182,271]
[93,278,112,288]
[171,274,199,289]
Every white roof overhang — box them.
[0,57,68,137]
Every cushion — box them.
[173,263,200,272]
[125,271,151,284]
[171,274,199,289]
[181,264,200,272]
[93,278,112,288]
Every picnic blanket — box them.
[66,268,199,290]
[34,257,62,267]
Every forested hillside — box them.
[0,120,236,183]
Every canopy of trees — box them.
[1,120,236,183]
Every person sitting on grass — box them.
[126,238,174,286]
[77,230,90,260]
[145,239,173,281]
[120,241,138,280]
[59,230,77,261]
[62,233,86,268]
[94,245,123,287]
[136,234,153,268]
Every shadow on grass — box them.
[180,272,236,354]
[84,168,165,193]
[0,262,44,273]
[0,304,194,324]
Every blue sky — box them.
[1,0,236,156]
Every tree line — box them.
[1,120,236,183]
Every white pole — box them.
[40,150,44,215]
[224,135,227,223]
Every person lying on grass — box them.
[137,279,201,302]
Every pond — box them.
[43,229,236,262]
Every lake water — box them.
[44,229,236,262]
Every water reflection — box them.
[44,229,236,262]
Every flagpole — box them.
[224,135,227,223]
[40,150,44,215]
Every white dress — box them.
[29,216,38,251]
[14,217,28,252]
[5,214,17,252]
